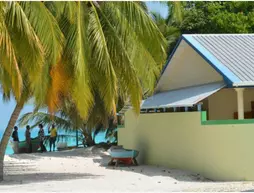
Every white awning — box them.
[141,82,225,109]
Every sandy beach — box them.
[1,147,254,192]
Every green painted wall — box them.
[118,111,254,181]
[201,111,254,125]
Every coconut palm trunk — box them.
[0,102,24,181]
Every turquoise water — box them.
[0,129,107,155]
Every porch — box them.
[140,82,254,122]
[205,87,254,120]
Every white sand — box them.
[1,147,254,192]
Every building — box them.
[118,34,254,180]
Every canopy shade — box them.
[141,82,225,109]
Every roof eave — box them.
[233,82,254,87]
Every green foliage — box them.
[152,1,254,59]
[56,1,166,117]
[180,8,207,34]
[151,11,180,54]
[180,1,254,34]
[0,1,167,122]
[167,1,183,25]
[18,108,117,145]
[0,1,166,180]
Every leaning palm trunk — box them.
[0,102,23,181]
[83,132,95,147]
[81,127,95,147]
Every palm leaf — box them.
[6,2,44,100]
[0,2,22,99]
[20,2,64,65]
[62,2,93,119]
[167,1,183,25]
[100,2,166,104]
[89,2,117,114]
[17,2,64,109]
[18,111,74,134]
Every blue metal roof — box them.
[183,34,254,87]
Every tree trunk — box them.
[86,133,95,147]
[82,130,95,147]
[81,125,95,147]
[92,136,95,145]
[0,102,23,181]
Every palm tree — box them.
[150,1,184,53]
[166,1,184,26]
[0,1,166,181]
[151,11,181,53]
[19,96,119,147]
[18,106,117,147]
[42,1,166,116]
[0,2,63,181]
[18,111,83,145]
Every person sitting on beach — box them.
[11,126,19,154]
[25,125,32,153]
[48,124,57,152]
[38,124,47,153]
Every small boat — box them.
[11,137,41,154]
[108,146,139,166]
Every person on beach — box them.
[11,126,19,154]
[38,124,47,153]
[25,125,32,153]
[48,124,57,152]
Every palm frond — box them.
[0,2,22,98]
[11,2,65,108]
[0,65,12,101]
[46,61,71,113]
[167,1,183,25]
[6,2,44,100]
[100,2,166,103]
[20,2,64,65]
[112,2,166,64]
[89,2,117,114]
[18,111,74,133]
[45,1,76,23]
[62,2,93,119]
[135,2,148,12]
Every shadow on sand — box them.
[2,160,101,185]
[4,161,37,173]
[2,151,103,185]
[7,147,107,160]
[2,172,101,185]
[92,155,214,183]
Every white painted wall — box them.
[156,40,223,92]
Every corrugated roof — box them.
[141,82,225,109]
[118,101,145,115]
[183,34,254,86]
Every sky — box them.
[0,2,168,133]
[146,1,168,18]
